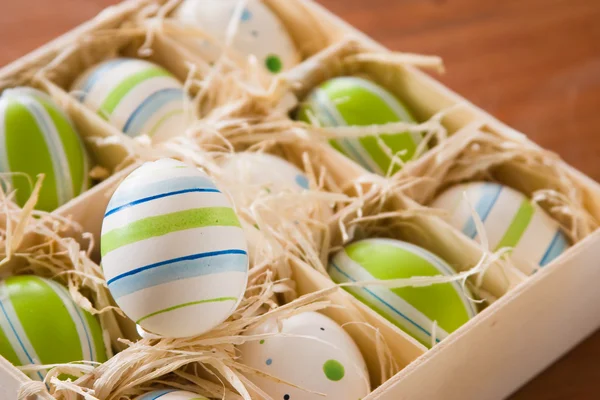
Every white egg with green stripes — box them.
[0,87,89,211]
[72,58,190,142]
[431,181,570,269]
[0,275,106,380]
[101,158,249,338]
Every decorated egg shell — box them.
[71,58,190,142]
[218,152,309,199]
[100,158,249,338]
[0,276,107,380]
[297,76,422,176]
[239,311,370,399]
[328,238,477,347]
[173,0,300,74]
[135,389,208,400]
[0,87,89,211]
[431,181,570,268]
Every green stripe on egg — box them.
[0,88,89,211]
[0,276,107,380]
[328,238,476,347]
[297,77,422,176]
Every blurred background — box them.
[1,0,599,398]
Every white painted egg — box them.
[238,311,370,399]
[135,389,208,400]
[173,0,300,74]
[100,158,249,338]
[218,152,309,199]
[431,181,570,268]
[71,58,190,142]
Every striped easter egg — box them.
[0,276,106,380]
[71,58,190,142]
[297,77,422,176]
[431,181,570,269]
[0,87,89,211]
[328,238,477,347]
[136,389,208,400]
[101,158,249,338]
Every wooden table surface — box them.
[2,0,599,398]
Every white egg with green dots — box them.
[0,87,89,211]
[297,76,422,176]
[135,389,208,400]
[238,311,370,400]
[328,238,477,347]
[173,0,300,74]
[100,158,249,338]
[71,58,190,142]
[431,181,570,268]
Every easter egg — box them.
[0,276,106,380]
[71,58,189,141]
[431,181,570,268]
[328,238,477,347]
[135,389,208,400]
[0,87,89,211]
[297,76,421,176]
[238,312,370,399]
[173,0,300,74]
[101,158,248,338]
[218,152,309,201]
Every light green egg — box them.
[328,238,477,347]
[0,87,89,211]
[297,76,422,176]
[0,276,107,380]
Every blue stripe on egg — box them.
[540,230,569,266]
[105,175,219,216]
[462,183,502,238]
[77,59,126,102]
[107,250,248,299]
[122,88,185,136]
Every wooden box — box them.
[0,1,598,399]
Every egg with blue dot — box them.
[173,0,300,74]
[218,152,310,197]
[238,311,370,399]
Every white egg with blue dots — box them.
[238,311,370,400]
[173,0,300,74]
[218,152,309,197]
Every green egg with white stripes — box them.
[297,76,422,176]
[328,238,477,347]
[71,58,190,142]
[0,276,107,380]
[431,181,570,270]
[0,87,89,211]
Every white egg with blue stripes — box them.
[71,58,190,142]
[431,181,570,269]
[100,158,249,338]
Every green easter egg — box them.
[0,88,89,211]
[297,77,421,176]
[328,238,477,347]
[0,276,107,380]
